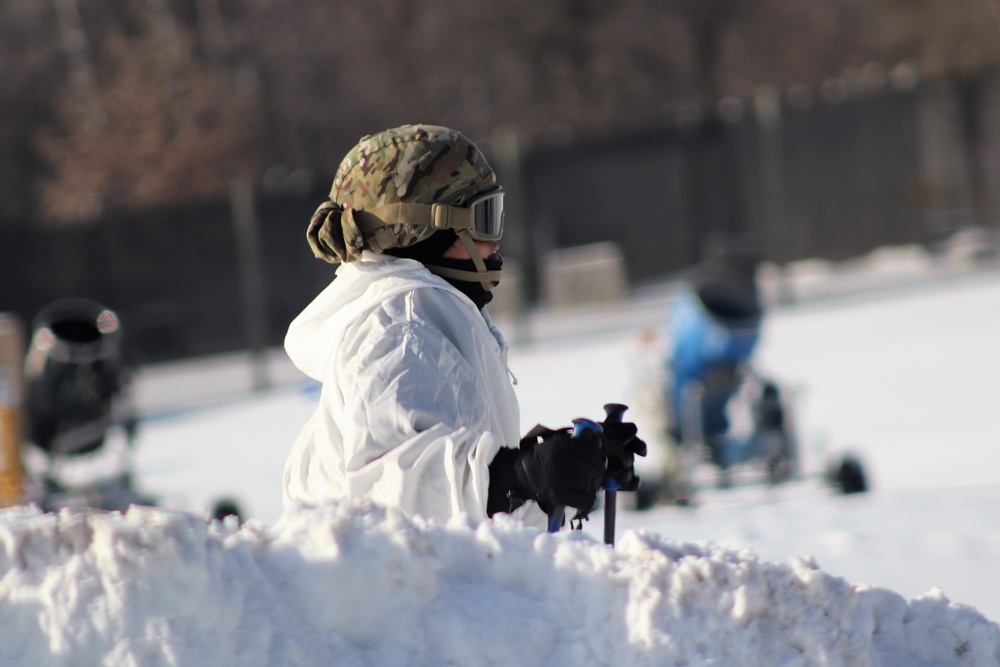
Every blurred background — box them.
[3,1,1000,614]
[3,0,1000,367]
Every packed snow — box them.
[3,244,1000,666]
[3,501,998,667]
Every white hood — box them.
[282,253,542,527]
[285,253,463,381]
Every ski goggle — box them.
[432,186,505,241]
[335,186,506,253]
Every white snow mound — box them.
[1,502,998,667]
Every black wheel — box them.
[633,483,660,511]
[211,497,244,523]
[832,454,868,494]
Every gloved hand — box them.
[487,425,607,517]
[600,418,648,492]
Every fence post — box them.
[754,84,793,302]
[230,172,270,392]
[492,125,533,342]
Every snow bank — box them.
[1,503,997,667]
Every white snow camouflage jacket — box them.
[283,252,544,527]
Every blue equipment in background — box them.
[667,286,760,445]
[661,234,797,495]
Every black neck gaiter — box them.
[427,254,503,311]
[385,230,502,312]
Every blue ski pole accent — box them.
[548,418,603,533]
[572,418,603,437]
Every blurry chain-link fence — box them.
[3,68,1000,364]
[0,190,332,365]
[521,68,1000,287]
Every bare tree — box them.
[871,0,1000,74]
[0,3,67,222]
[35,23,263,223]
[18,0,1000,224]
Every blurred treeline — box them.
[4,0,1000,363]
[4,0,999,225]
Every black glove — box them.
[487,425,607,517]
[600,418,648,493]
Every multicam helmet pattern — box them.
[307,124,497,263]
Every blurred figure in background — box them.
[643,233,796,504]
[667,233,763,457]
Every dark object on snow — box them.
[831,454,868,495]
[211,497,244,523]
[21,298,149,513]
[23,298,133,457]
[632,483,659,511]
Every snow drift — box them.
[1,502,997,667]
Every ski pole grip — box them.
[601,404,629,492]
[603,403,627,424]
[548,418,603,533]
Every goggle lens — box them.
[469,189,504,241]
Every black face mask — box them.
[427,254,503,311]
[386,230,502,312]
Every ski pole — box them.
[602,403,628,546]
[548,417,603,533]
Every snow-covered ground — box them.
[3,244,1000,666]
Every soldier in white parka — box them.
[282,124,644,529]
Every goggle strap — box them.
[365,226,399,254]
[357,202,474,234]
[456,230,497,292]
[432,204,475,232]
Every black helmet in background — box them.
[23,298,128,457]
[690,232,763,325]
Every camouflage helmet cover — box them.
[307,124,497,263]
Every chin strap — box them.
[425,229,500,291]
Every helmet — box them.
[307,124,504,290]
